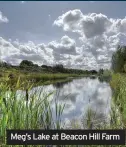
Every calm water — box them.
[18,77,112,128]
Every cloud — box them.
[54,10,126,69]
[54,10,126,39]
[81,13,111,38]
[54,10,126,42]
[0,36,79,68]
[54,9,83,33]
[48,35,77,55]
[47,35,79,65]
[0,38,54,65]
[0,35,98,70]
[1,9,126,70]
[0,33,122,70]
[0,11,8,23]
[54,10,111,38]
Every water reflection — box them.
[98,76,112,83]
[17,77,112,128]
[53,80,71,89]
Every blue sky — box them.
[0,1,126,70]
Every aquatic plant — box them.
[0,79,65,146]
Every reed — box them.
[0,79,65,146]
[110,73,126,125]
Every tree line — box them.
[1,45,125,75]
[0,60,99,75]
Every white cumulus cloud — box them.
[0,11,8,23]
[1,9,126,70]
[54,10,126,69]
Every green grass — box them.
[26,73,81,82]
[110,73,126,125]
[0,67,87,87]
[98,70,112,83]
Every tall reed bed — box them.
[0,79,65,146]
[110,73,126,125]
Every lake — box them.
[17,77,112,129]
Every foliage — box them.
[41,64,48,68]
[112,45,126,72]
[0,61,11,68]
[89,70,98,74]
[110,73,126,125]
[0,59,100,77]
[109,46,126,126]
[0,80,65,145]
[53,64,64,72]
[124,63,126,72]
[20,60,34,68]
[98,68,104,75]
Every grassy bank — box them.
[0,68,86,90]
[0,67,87,81]
[110,73,126,125]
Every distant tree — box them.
[90,70,98,74]
[85,70,89,74]
[0,61,11,67]
[34,64,39,67]
[53,64,64,72]
[0,61,4,67]
[111,45,126,72]
[99,69,104,75]
[20,60,34,68]
[48,66,52,69]
[41,65,48,68]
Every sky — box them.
[0,1,126,70]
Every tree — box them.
[34,64,39,67]
[53,64,64,72]
[111,45,126,72]
[41,65,48,68]
[0,61,11,67]
[99,69,104,75]
[90,70,98,74]
[20,60,34,68]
